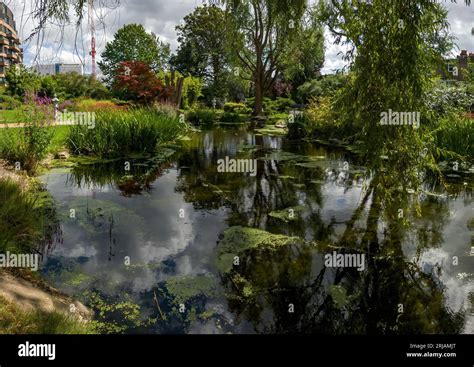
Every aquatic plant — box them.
[67,108,188,157]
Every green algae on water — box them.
[216,226,311,273]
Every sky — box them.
[4,0,474,75]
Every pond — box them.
[39,126,474,334]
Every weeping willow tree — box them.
[28,0,120,41]
[320,0,474,203]
[225,0,308,116]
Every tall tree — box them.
[321,0,455,165]
[281,6,325,94]
[98,24,170,86]
[225,0,307,116]
[172,5,230,102]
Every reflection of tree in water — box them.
[218,165,466,334]
[67,156,174,197]
[176,132,334,240]
[172,129,467,333]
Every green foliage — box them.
[0,94,22,110]
[302,96,343,138]
[186,108,218,125]
[0,179,57,254]
[220,111,248,123]
[181,75,203,109]
[226,0,308,115]
[297,73,347,102]
[53,73,110,100]
[282,5,325,92]
[67,108,188,157]
[433,113,473,159]
[0,101,54,173]
[223,102,250,114]
[321,0,452,176]
[466,61,474,94]
[172,5,230,101]
[98,24,171,86]
[246,97,295,115]
[38,76,57,98]
[426,82,473,114]
[5,66,41,98]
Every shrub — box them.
[297,97,346,139]
[73,99,126,113]
[220,111,248,123]
[245,97,295,115]
[114,62,166,105]
[0,94,22,110]
[223,102,250,114]
[297,73,347,103]
[186,108,218,125]
[274,97,296,113]
[287,115,309,139]
[0,123,53,174]
[426,83,472,115]
[54,72,110,100]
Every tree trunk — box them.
[253,55,264,116]
[254,81,264,116]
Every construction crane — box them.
[88,0,97,78]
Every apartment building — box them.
[0,2,23,83]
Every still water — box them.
[40,126,474,334]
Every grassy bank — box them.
[0,295,94,334]
[0,178,58,254]
[67,108,188,157]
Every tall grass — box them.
[0,179,58,254]
[0,295,95,334]
[67,108,187,157]
[434,114,473,159]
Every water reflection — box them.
[40,126,473,334]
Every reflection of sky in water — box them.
[39,129,473,334]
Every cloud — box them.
[7,0,474,75]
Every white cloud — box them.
[6,0,474,75]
